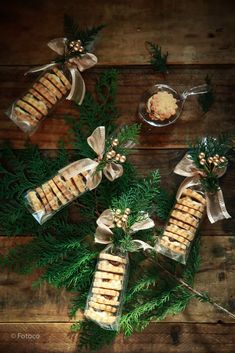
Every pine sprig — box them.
[64,14,105,48]
[146,41,168,73]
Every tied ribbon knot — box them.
[95,209,155,251]
[174,154,231,224]
[25,37,97,105]
[58,126,123,190]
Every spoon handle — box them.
[181,84,209,100]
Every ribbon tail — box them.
[103,163,123,182]
[87,126,105,157]
[66,68,85,104]
[130,215,155,233]
[133,239,154,251]
[25,62,57,75]
[47,37,67,56]
[95,226,113,244]
[206,189,231,224]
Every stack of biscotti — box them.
[158,188,206,262]
[85,252,128,329]
[26,169,89,224]
[9,67,71,133]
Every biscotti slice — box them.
[33,83,57,105]
[52,67,71,90]
[171,210,199,228]
[99,253,127,264]
[169,218,196,233]
[29,88,53,109]
[165,224,194,241]
[91,294,120,306]
[182,189,206,205]
[45,73,68,94]
[88,301,117,313]
[160,238,186,254]
[16,100,42,120]
[36,187,51,213]
[92,287,119,297]
[14,107,38,127]
[27,191,44,212]
[23,94,48,116]
[178,196,205,213]
[97,260,125,274]
[93,278,122,291]
[162,231,191,247]
[41,183,59,211]
[39,77,63,99]
[175,203,203,219]
[95,271,122,281]
[53,175,74,201]
[47,179,67,205]
[71,175,86,193]
[85,308,116,324]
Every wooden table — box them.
[0,1,235,352]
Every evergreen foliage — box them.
[0,70,202,351]
[146,41,169,73]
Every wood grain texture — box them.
[0,66,235,149]
[0,323,235,353]
[1,235,235,324]
[0,0,234,65]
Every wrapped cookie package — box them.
[25,166,90,225]
[6,65,72,134]
[156,185,206,264]
[84,246,129,330]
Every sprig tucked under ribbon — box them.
[25,17,104,105]
[174,152,231,224]
[95,208,155,251]
[58,126,127,191]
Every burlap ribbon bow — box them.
[95,209,155,251]
[58,126,123,190]
[174,154,231,224]
[25,37,97,105]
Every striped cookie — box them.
[95,271,122,281]
[168,218,196,233]
[99,253,127,264]
[98,260,125,274]
[165,224,194,241]
[160,238,186,254]
[85,308,116,324]
[72,175,86,193]
[36,187,51,213]
[33,83,57,105]
[27,191,44,212]
[93,279,122,291]
[171,210,199,228]
[88,301,117,313]
[92,287,119,297]
[22,94,48,116]
[39,77,62,99]
[90,294,120,306]
[182,188,206,205]
[175,203,203,219]
[16,100,42,120]
[59,174,79,197]
[162,231,191,247]
[29,88,53,109]
[14,107,38,127]
[41,183,59,211]
[47,179,67,205]
[178,196,205,213]
[52,67,71,90]
[53,175,74,201]
[45,73,67,94]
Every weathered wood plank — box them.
[0,235,235,323]
[0,322,235,353]
[0,66,234,149]
[0,0,234,65]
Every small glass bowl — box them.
[138,83,208,128]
